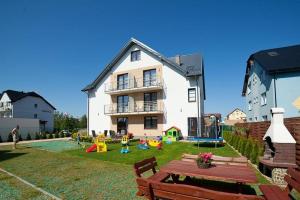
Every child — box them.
[77,133,81,145]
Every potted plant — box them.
[197,152,213,168]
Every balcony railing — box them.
[0,105,12,112]
[104,101,164,115]
[104,76,164,94]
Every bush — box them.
[72,132,78,140]
[41,132,47,139]
[35,133,40,140]
[240,138,247,155]
[7,133,13,142]
[54,132,59,138]
[59,132,65,138]
[26,133,32,140]
[0,135,2,143]
[18,134,23,141]
[49,133,53,139]
[244,140,253,160]
[46,134,50,139]
[251,141,259,164]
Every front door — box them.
[188,117,198,136]
[117,117,128,134]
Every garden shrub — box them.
[26,133,32,140]
[46,134,50,139]
[0,135,2,143]
[250,141,259,163]
[59,132,65,138]
[244,140,253,160]
[7,132,13,142]
[41,132,47,139]
[240,138,247,155]
[54,132,59,138]
[35,133,40,140]
[72,132,78,140]
[257,144,264,164]
[19,134,23,141]
[49,133,53,139]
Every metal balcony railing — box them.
[104,101,164,115]
[104,76,164,93]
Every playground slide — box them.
[86,144,97,153]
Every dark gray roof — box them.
[0,90,56,110]
[242,44,300,96]
[82,38,205,98]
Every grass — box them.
[0,140,270,199]
[66,141,239,166]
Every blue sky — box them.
[1,0,300,117]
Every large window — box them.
[131,50,141,61]
[144,116,158,129]
[117,74,128,90]
[117,95,129,113]
[188,88,196,102]
[261,92,267,106]
[34,114,38,118]
[144,92,157,111]
[262,115,268,121]
[143,69,157,87]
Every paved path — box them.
[0,137,72,146]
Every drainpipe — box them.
[196,76,200,139]
[86,92,89,135]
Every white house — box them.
[0,90,56,132]
[82,38,206,138]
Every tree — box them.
[79,115,87,128]
[54,111,81,132]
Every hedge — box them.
[223,131,264,165]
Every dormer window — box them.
[131,50,141,62]
[34,103,38,108]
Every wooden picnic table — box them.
[160,160,258,184]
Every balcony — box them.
[104,101,164,116]
[104,76,164,95]
[0,105,12,112]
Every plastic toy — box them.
[162,126,181,142]
[166,136,173,144]
[120,135,130,153]
[137,138,149,150]
[148,139,162,147]
[86,135,107,153]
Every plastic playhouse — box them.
[162,126,181,142]
[120,135,130,153]
[86,135,107,153]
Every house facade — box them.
[82,38,206,137]
[227,108,246,121]
[242,45,300,122]
[0,90,56,132]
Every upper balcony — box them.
[104,101,164,116]
[104,76,164,95]
[0,103,12,112]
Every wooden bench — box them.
[182,154,248,167]
[259,168,300,200]
[149,181,264,200]
[133,157,170,197]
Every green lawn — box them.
[0,140,269,199]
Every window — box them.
[188,88,196,102]
[248,118,252,122]
[131,50,141,61]
[143,69,156,87]
[255,117,258,121]
[34,104,38,108]
[248,100,252,111]
[261,92,267,106]
[117,74,128,90]
[34,114,37,118]
[144,92,157,111]
[117,95,129,113]
[262,115,268,121]
[144,116,157,129]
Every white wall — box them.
[87,73,111,135]
[0,93,11,102]
[0,118,39,141]
[162,63,203,136]
[13,96,54,132]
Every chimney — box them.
[263,108,296,144]
[175,55,181,65]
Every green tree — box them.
[79,114,87,128]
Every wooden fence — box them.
[235,117,300,168]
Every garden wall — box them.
[0,118,40,141]
[235,117,300,168]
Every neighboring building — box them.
[224,108,246,125]
[242,45,300,122]
[0,90,56,132]
[82,38,206,137]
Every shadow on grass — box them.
[192,143,224,148]
[0,150,27,162]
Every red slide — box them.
[86,144,97,153]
